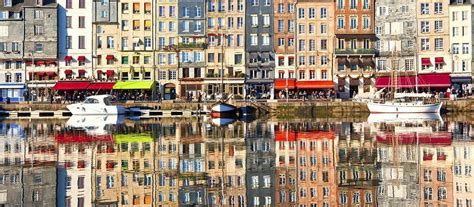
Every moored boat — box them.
[211,102,237,118]
[67,95,126,115]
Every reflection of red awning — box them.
[52,81,91,90]
[87,82,115,90]
[36,72,45,76]
[106,70,114,75]
[376,132,452,145]
[296,80,334,89]
[421,58,431,65]
[47,72,56,76]
[55,133,113,143]
[375,76,416,88]
[77,56,86,61]
[435,57,444,64]
[36,61,45,65]
[64,56,72,61]
[47,61,56,65]
[106,55,114,60]
[96,70,103,74]
[278,70,285,73]
[64,70,72,75]
[28,71,33,76]
[78,69,86,74]
[418,73,451,88]
[275,79,296,90]
[275,130,297,141]
[297,131,335,140]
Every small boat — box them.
[66,115,124,135]
[367,113,442,124]
[67,95,126,115]
[211,102,237,118]
[211,117,236,126]
[238,105,257,116]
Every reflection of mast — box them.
[391,124,401,188]
[220,125,226,205]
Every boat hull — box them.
[67,104,126,115]
[367,102,442,113]
[211,103,237,118]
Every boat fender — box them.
[103,108,108,113]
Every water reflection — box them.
[0,115,473,206]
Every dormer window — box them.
[4,0,12,7]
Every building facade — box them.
[58,0,93,80]
[449,0,473,95]
[334,0,376,99]
[245,0,275,99]
[374,0,417,91]
[416,0,452,93]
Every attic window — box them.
[4,0,12,7]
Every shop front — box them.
[204,78,245,100]
[417,73,451,92]
[451,76,472,97]
[113,80,155,101]
[274,79,296,99]
[0,83,26,102]
[295,80,335,99]
[163,83,177,100]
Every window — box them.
[350,0,357,9]
[78,16,85,28]
[421,3,429,15]
[435,38,443,50]
[421,38,429,51]
[363,0,369,9]
[363,17,370,29]
[421,21,429,33]
[251,15,258,26]
[262,34,269,45]
[453,27,459,36]
[321,8,327,18]
[263,15,270,27]
[34,10,43,19]
[34,26,44,35]
[78,176,85,189]
[278,3,284,13]
[337,17,345,29]
[379,6,387,16]
[251,0,258,6]
[299,56,305,66]
[462,60,468,71]
[278,20,284,32]
[299,70,305,79]
[309,8,315,19]
[434,2,443,14]
[434,20,442,32]
[66,0,72,8]
[4,0,12,7]
[463,43,469,54]
[298,8,304,19]
[298,24,305,34]
[321,70,328,79]
[250,34,257,46]
[462,11,468,20]
[107,36,114,49]
[309,70,315,79]
[424,187,433,200]
[66,36,72,49]
[288,3,294,13]
[405,59,414,70]
[35,43,43,52]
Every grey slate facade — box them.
[93,0,118,23]
[23,0,57,60]
[178,0,206,37]
[374,0,417,72]
[245,0,275,99]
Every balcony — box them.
[423,153,433,161]
[437,153,447,161]
[335,48,375,55]
[178,42,207,49]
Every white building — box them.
[449,0,473,94]
[58,0,93,80]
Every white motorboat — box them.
[67,95,126,115]
[211,102,237,118]
[367,113,442,124]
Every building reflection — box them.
[0,117,474,206]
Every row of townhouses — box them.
[0,0,473,101]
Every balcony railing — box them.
[335,48,375,55]
[178,42,207,49]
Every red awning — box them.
[64,70,73,75]
[376,132,452,145]
[47,72,56,76]
[77,56,86,62]
[64,56,72,61]
[274,79,296,90]
[36,72,45,76]
[296,80,334,89]
[375,76,416,88]
[106,55,114,60]
[78,69,86,74]
[106,70,114,75]
[421,58,431,65]
[96,70,103,74]
[435,57,444,64]
[52,81,91,90]
[87,82,115,90]
[418,73,451,88]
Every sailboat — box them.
[210,27,237,118]
[366,48,442,113]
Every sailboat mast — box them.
[220,27,224,95]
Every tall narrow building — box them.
[295,0,335,97]
[416,0,452,92]
[58,0,93,80]
[0,0,27,102]
[273,0,296,98]
[177,0,206,99]
[374,0,417,91]
[204,0,246,98]
[156,0,179,100]
[24,0,58,102]
[92,0,119,82]
[334,0,376,99]
[245,0,274,99]
[449,0,473,95]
